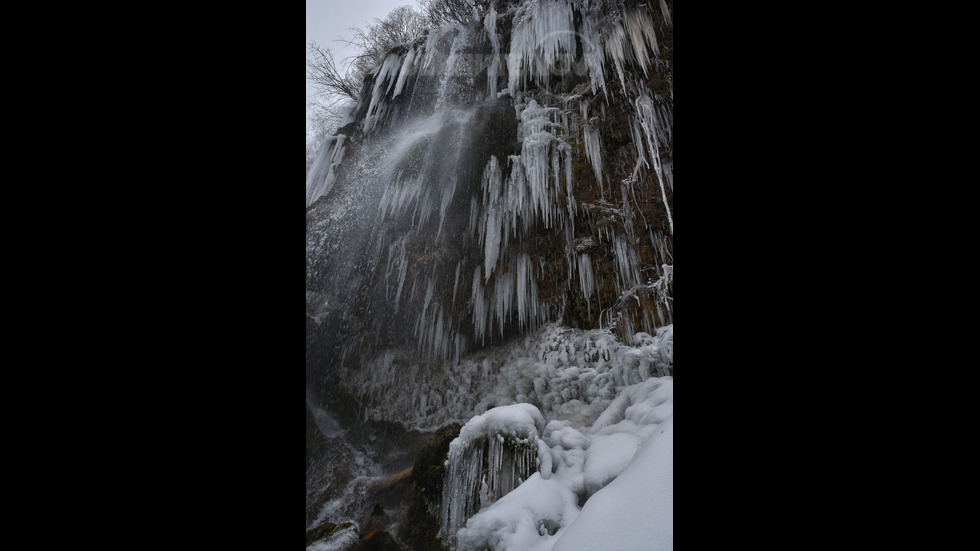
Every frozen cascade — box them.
[392,44,418,98]
[472,267,489,344]
[507,0,577,96]
[364,51,409,134]
[421,24,451,72]
[515,253,535,330]
[518,100,570,230]
[660,0,673,27]
[577,252,595,315]
[481,156,504,278]
[440,404,544,551]
[486,432,538,502]
[613,235,642,293]
[307,4,673,541]
[452,261,462,306]
[582,123,603,188]
[440,441,483,551]
[577,13,608,98]
[600,3,662,95]
[338,319,673,434]
[484,8,501,98]
[305,134,346,207]
[634,93,673,235]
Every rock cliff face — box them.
[306,1,672,548]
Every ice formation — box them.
[342,320,672,432]
[305,134,346,207]
[441,403,546,550]
[507,0,578,97]
[439,345,674,551]
[484,9,501,97]
[455,473,580,551]
[306,2,674,546]
[306,523,360,551]
[307,0,673,373]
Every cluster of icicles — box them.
[440,403,544,551]
[307,0,673,409]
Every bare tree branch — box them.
[307,41,362,104]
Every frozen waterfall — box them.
[306,2,673,547]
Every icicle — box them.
[518,100,568,231]
[480,155,509,279]
[635,94,674,235]
[441,404,543,550]
[659,0,673,27]
[583,123,604,188]
[625,8,659,75]
[469,195,481,238]
[484,207,501,279]
[363,53,406,133]
[441,440,485,551]
[437,172,460,238]
[392,45,417,98]
[305,134,347,207]
[492,268,515,336]
[452,261,462,306]
[577,253,594,315]
[507,0,577,96]
[484,8,500,98]
[421,25,447,72]
[578,14,607,98]
[472,267,488,344]
[516,253,530,330]
[603,18,629,95]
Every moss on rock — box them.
[400,424,461,551]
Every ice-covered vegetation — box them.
[342,321,671,432]
[436,330,673,550]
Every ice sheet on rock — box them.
[306,523,359,551]
[309,405,346,439]
[392,45,418,98]
[305,134,347,207]
[484,8,501,98]
[363,52,407,134]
